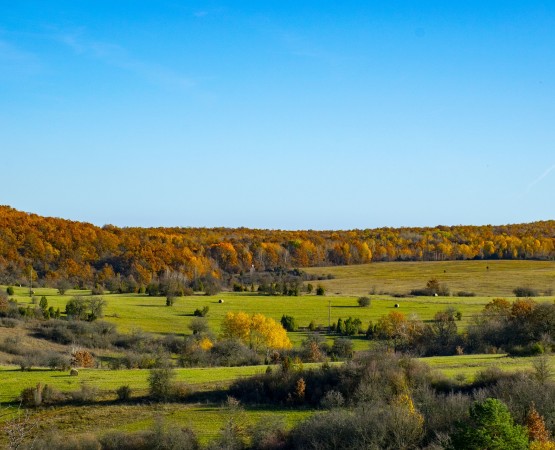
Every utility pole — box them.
[29,267,33,297]
[328,299,331,333]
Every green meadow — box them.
[304,259,555,297]
[2,260,555,446]
[4,402,314,446]
[0,363,334,403]
[4,260,554,351]
[2,354,553,404]
[9,287,487,350]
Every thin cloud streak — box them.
[0,38,42,77]
[53,30,196,92]
[521,163,555,197]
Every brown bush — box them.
[72,349,95,368]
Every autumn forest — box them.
[2,205,554,287]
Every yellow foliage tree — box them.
[221,312,292,350]
[198,337,214,351]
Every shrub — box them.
[91,285,104,295]
[71,349,95,368]
[48,353,71,371]
[280,314,298,332]
[100,431,152,450]
[513,286,539,297]
[411,278,450,296]
[508,343,545,357]
[320,390,345,409]
[210,339,262,366]
[71,383,99,403]
[250,416,288,450]
[457,291,476,297]
[189,317,210,336]
[0,318,18,328]
[357,296,371,307]
[203,275,221,296]
[331,337,354,358]
[20,383,44,407]
[172,381,190,400]
[56,279,71,295]
[290,404,424,449]
[193,306,209,317]
[116,385,132,401]
[31,432,102,449]
[0,295,9,317]
[148,367,176,401]
[316,285,325,296]
[6,286,14,296]
[65,296,89,320]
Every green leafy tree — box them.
[65,296,89,321]
[280,315,298,332]
[452,398,529,450]
[39,296,48,311]
[357,296,371,307]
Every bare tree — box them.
[2,405,39,449]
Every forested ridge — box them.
[1,205,554,286]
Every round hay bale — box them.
[218,299,224,304]
[70,368,79,376]
[394,303,400,308]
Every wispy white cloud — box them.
[521,163,555,197]
[193,7,225,18]
[0,39,41,75]
[53,29,195,91]
[281,32,326,59]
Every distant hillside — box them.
[0,205,554,286]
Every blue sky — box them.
[1,1,554,229]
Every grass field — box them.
[2,260,554,446]
[304,259,555,297]
[0,401,314,446]
[2,353,553,404]
[4,260,554,351]
[6,288,489,350]
[0,363,335,404]
[421,353,555,380]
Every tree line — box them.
[1,205,555,288]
